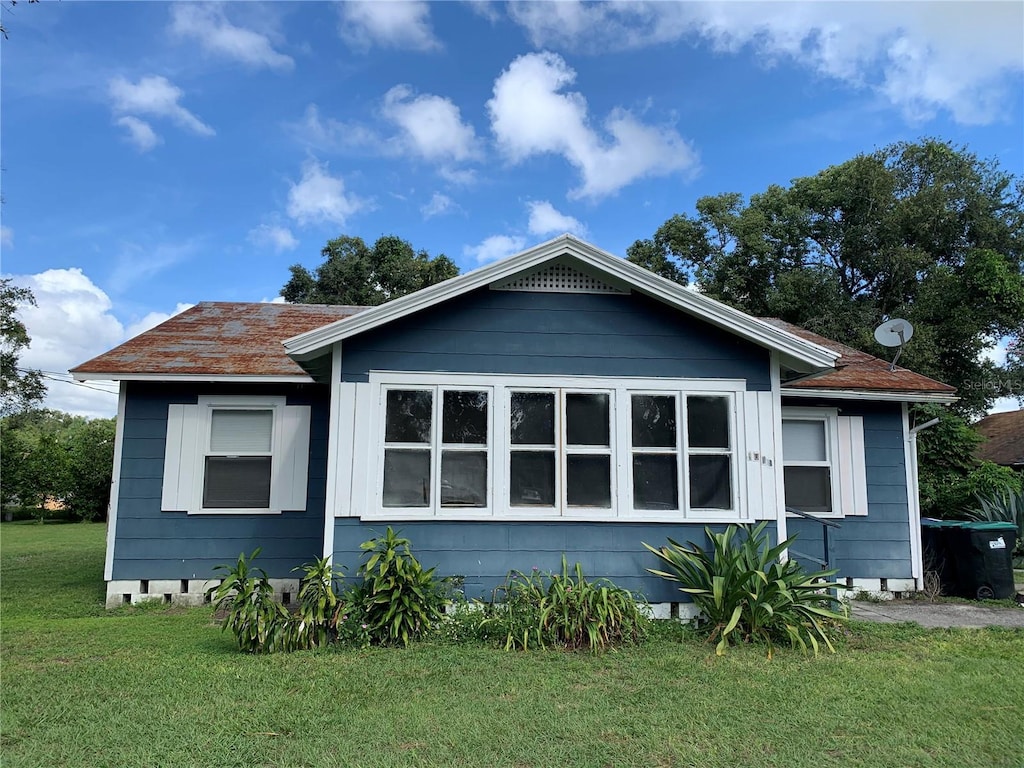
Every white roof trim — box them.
[71,372,315,384]
[283,234,839,370]
[782,388,958,404]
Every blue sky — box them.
[2,1,1022,417]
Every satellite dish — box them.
[874,318,914,347]
[873,318,914,371]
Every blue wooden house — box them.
[72,236,956,612]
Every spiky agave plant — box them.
[644,522,846,657]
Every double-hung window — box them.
[162,395,310,515]
[781,407,869,518]
[203,408,274,509]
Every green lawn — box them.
[2,523,1023,768]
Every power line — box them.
[17,367,119,396]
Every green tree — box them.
[629,140,1024,519]
[628,140,1024,416]
[60,416,116,521]
[282,234,459,306]
[0,410,114,521]
[1,278,45,416]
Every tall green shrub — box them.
[354,527,444,646]
[644,523,846,657]
[207,549,290,654]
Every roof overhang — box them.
[283,235,839,372]
[71,372,315,384]
[782,388,959,404]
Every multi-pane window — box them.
[508,390,613,509]
[782,418,833,514]
[382,388,490,510]
[629,394,734,512]
[202,409,273,509]
[375,379,738,518]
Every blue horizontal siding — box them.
[110,382,328,581]
[341,289,770,390]
[785,400,912,579]
[333,520,776,603]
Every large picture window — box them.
[371,375,742,520]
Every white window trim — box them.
[363,372,748,523]
[781,406,842,519]
[162,395,310,516]
[192,396,283,515]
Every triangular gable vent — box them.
[492,262,628,294]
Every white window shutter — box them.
[837,415,868,516]
[272,404,311,511]
[743,391,776,520]
[162,404,200,511]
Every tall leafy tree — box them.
[628,140,1024,416]
[1,278,45,416]
[0,409,115,520]
[282,234,459,306]
[629,140,1024,517]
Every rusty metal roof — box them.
[72,302,954,397]
[760,318,956,395]
[974,410,1024,467]
[71,302,366,379]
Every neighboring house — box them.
[72,236,956,612]
[974,410,1024,470]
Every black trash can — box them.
[921,518,963,596]
[944,521,1018,600]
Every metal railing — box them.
[786,506,841,570]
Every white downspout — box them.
[905,410,941,587]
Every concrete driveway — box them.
[849,599,1024,629]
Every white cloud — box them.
[286,159,369,227]
[116,115,162,152]
[169,3,294,71]
[463,234,526,264]
[506,2,1024,125]
[10,269,189,417]
[109,75,215,137]
[290,104,380,153]
[526,200,586,237]
[381,84,481,164]
[421,192,457,219]
[339,1,440,52]
[248,223,299,252]
[124,303,195,340]
[488,52,697,200]
[1,226,13,248]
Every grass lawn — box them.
[2,524,1023,768]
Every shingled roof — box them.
[974,410,1024,467]
[760,318,956,396]
[71,302,366,379]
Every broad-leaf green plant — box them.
[355,527,444,646]
[207,549,290,653]
[491,557,648,651]
[288,557,344,650]
[643,523,846,657]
